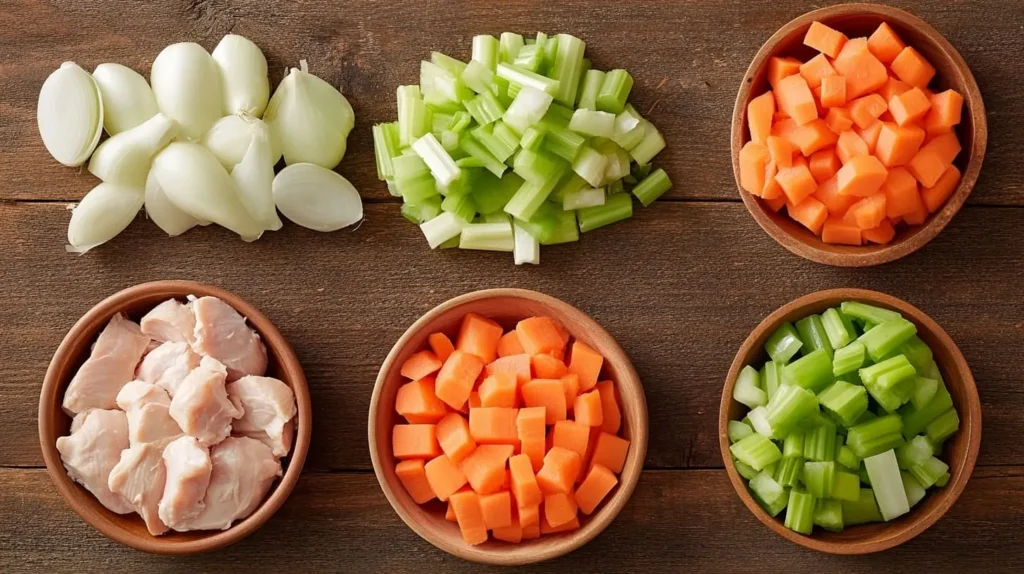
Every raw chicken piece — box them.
[183,437,281,531]
[140,298,196,345]
[108,443,169,535]
[191,296,267,381]
[116,380,183,446]
[237,419,295,460]
[63,313,151,414]
[169,357,243,446]
[136,341,200,397]
[158,436,212,530]
[226,376,297,457]
[56,409,133,514]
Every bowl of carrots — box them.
[732,3,986,266]
[368,288,647,565]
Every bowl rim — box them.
[717,287,982,554]
[730,2,988,267]
[368,288,649,565]
[38,280,312,555]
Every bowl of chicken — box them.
[39,280,311,554]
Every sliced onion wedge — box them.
[272,163,362,232]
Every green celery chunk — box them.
[503,85,554,136]
[577,191,633,232]
[935,472,950,487]
[572,145,608,187]
[864,449,910,521]
[733,365,768,409]
[540,209,579,245]
[471,35,499,70]
[842,488,883,525]
[926,408,960,444]
[898,335,934,373]
[909,456,949,488]
[774,455,804,488]
[465,91,507,126]
[504,163,566,221]
[563,187,605,211]
[607,179,624,196]
[448,111,472,133]
[818,381,868,427]
[760,361,783,402]
[458,135,507,178]
[473,171,521,214]
[632,159,653,180]
[596,69,634,114]
[841,301,902,325]
[458,221,514,252]
[513,43,543,72]
[431,51,468,76]
[900,471,927,507]
[730,433,782,471]
[833,341,866,376]
[440,191,477,222]
[796,314,835,359]
[550,172,587,204]
[804,419,837,462]
[595,138,630,183]
[750,470,790,517]
[735,459,759,480]
[471,124,518,163]
[568,109,616,138]
[520,126,544,151]
[393,153,430,181]
[577,69,605,110]
[420,211,468,248]
[543,34,560,73]
[543,102,575,125]
[461,59,495,95]
[632,168,673,207]
[784,489,816,534]
[766,384,819,436]
[482,212,510,224]
[860,354,916,412]
[857,318,918,362]
[728,420,754,444]
[513,149,565,184]
[400,196,442,225]
[899,380,953,439]
[813,499,844,532]
[783,348,834,392]
[910,377,939,410]
[747,406,775,439]
[397,85,431,147]
[803,461,836,498]
[821,307,858,349]
[412,133,461,187]
[765,322,804,364]
[496,62,559,95]
[421,60,473,106]
[512,221,539,265]
[548,34,586,106]
[397,175,438,204]
[846,415,905,458]
[896,434,934,469]
[372,122,401,181]
[783,432,805,458]
[630,120,666,164]
[499,33,525,64]
[538,121,587,161]
[833,470,861,501]
[838,445,861,471]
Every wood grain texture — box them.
[0,0,1021,204]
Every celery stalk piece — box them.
[471,124,517,163]
[843,488,883,525]
[833,470,861,501]
[440,130,460,153]
[841,301,902,325]
[630,120,666,165]
[421,60,473,105]
[747,405,775,439]
[496,63,559,95]
[520,126,544,151]
[783,432,805,458]
[401,196,442,225]
[728,420,755,444]
[572,145,608,187]
[784,489,816,534]
[458,135,507,178]
[513,149,565,184]
[539,122,587,161]
[393,153,431,181]
[396,175,439,204]
[483,212,510,224]
[838,445,861,471]
[632,158,653,180]
[372,122,401,181]
[730,433,782,471]
[420,211,468,248]
[860,354,917,412]
[432,112,455,135]
[766,383,819,436]
[541,210,579,245]
[459,222,514,252]
[813,498,844,532]
[577,191,633,232]
[607,179,625,196]
[900,471,926,507]
[499,33,524,64]
[735,459,759,481]
[821,307,858,350]
[832,341,866,376]
[543,102,575,125]
[899,381,953,439]
[612,104,646,150]
[935,472,950,487]
[774,455,804,488]
[440,191,476,222]
[796,315,835,359]
[632,168,673,207]
[472,35,499,70]
[847,414,905,458]
[783,348,834,392]
[464,91,507,126]
[542,34,560,73]
[818,381,868,427]
[577,69,605,111]
[431,52,468,76]
[548,34,586,106]
[910,377,939,410]
[596,69,634,114]
[926,408,960,444]
[896,434,934,469]
[750,470,790,517]
[765,322,804,365]
[898,336,934,373]
[568,109,616,138]
[597,139,631,185]
[412,133,461,187]
[803,461,836,498]
[438,236,460,249]
[805,419,837,462]
[761,361,783,401]
[502,85,554,136]
[909,456,949,489]
[514,43,543,72]
[858,318,918,362]
[462,60,496,95]
[733,365,768,409]
[863,449,910,521]
[503,164,566,221]
[551,173,588,204]
[563,187,606,211]
[474,172,521,214]
[448,111,472,133]
[397,85,431,147]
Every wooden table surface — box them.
[2,0,1022,571]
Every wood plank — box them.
[3,201,1022,470]
[1,0,1021,204]
[1,466,1021,571]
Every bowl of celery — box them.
[718,288,980,554]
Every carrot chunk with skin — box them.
[478,373,518,408]
[809,148,842,184]
[822,216,863,246]
[836,131,869,164]
[396,377,448,424]
[739,141,771,195]
[890,46,936,89]
[824,107,853,134]
[747,91,776,144]
[847,94,888,129]
[790,119,838,156]
[575,464,619,515]
[590,432,630,474]
[814,176,858,216]
[799,54,837,89]
[882,167,925,218]
[767,136,795,168]
[509,453,543,507]
[449,490,488,545]
[837,155,888,196]
[768,56,803,90]
[496,331,524,358]
[393,424,441,459]
[856,121,884,154]
[536,447,582,495]
[516,407,547,471]
[867,22,906,63]
[878,77,912,102]
[820,75,847,108]
[479,491,513,530]
[400,350,443,381]
[519,503,540,528]
[541,513,581,534]
[775,163,819,205]
[456,313,504,364]
[428,333,455,363]
[516,317,565,356]
[921,165,962,213]
[907,132,961,187]
[544,491,579,528]
[435,350,484,411]
[469,407,519,445]
[485,354,531,386]
[833,38,888,99]
[567,341,603,393]
[924,89,964,136]
[521,379,567,425]
[595,381,621,435]
[435,412,476,464]
[531,353,568,379]
[552,420,591,459]
[875,122,926,167]
[460,444,514,494]
[804,21,848,58]
[845,193,888,230]
[888,87,932,126]
[774,74,818,126]
[787,196,829,235]
[424,454,468,501]
[863,219,897,244]
[574,390,604,427]
[396,459,437,504]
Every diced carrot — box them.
[767,135,795,168]
[856,121,884,154]
[519,503,540,528]
[400,350,443,381]
[804,21,848,58]
[516,317,566,356]
[833,38,889,99]
[862,219,897,244]
[574,390,604,427]
[907,132,961,187]
[774,74,818,126]
[496,330,524,358]
[924,89,964,136]
[531,353,568,379]
[764,194,788,212]
[878,76,912,102]
[460,444,514,494]
[824,107,853,133]
[449,490,488,545]
[575,464,619,515]
[396,459,437,504]
[395,376,447,424]
[890,46,936,89]
[479,491,512,530]
[469,407,519,445]
[820,74,847,108]
[767,56,803,90]
[566,340,604,392]
[787,196,829,235]
[867,22,906,64]
[492,518,522,543]
[540,513,580,534]
[516,407,547,471]
[456,312,504,364]
[821,216,863,246]
[811,85,827,118]
[508,453,543,508]
[845,194,888,230]
[814,176,858,216]
[775,163,818,205]
[590,432,630,474]
[446,500,457,522]
[544,491,579,528]
[875,122,926,167]
[551,420,591,459]
[747,91,775,144]
[521,379,567,425]
[790,119,838,156]
[837,155,888,196]
[468,391,482,409]
[478,372,518,408]
[888,87,932,126]
[435,412,476,464]
[761,164,784,199]
[799,53,837,89]
[424,454,468,502]
[836,130,869,164]
[921,165,961,213]
[882,167,925,218]
[551,318,571,347]
[847,94,888,129]
[485,354,531,386]
[536,447,582,495]
[739,141,771,195]
[435,350,485,411]
[595,381,622,435]
[809,148,842,184]
[904,204,929,225]
[561,373,580,410]
[428,332,455,363]
[393,424,441,459]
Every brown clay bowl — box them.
[369,288,648,565]
[731,3,987,267]
[39,280,312,554]
[719,288,981,554]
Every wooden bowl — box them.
[369,288,648,565]
[38,280,312,554]
[718,288,981,554]
[731,3,987,267]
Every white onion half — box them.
[212,34,270,117]
[67,183,144,253]
[200,114,281,169]
[88,113,177,187]
[272,163,362,232]
[150,42,223,140]
[231,121,282,231]
[37,62,104,166]
[144,167,200,237]
[92,63,158,135]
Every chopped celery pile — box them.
[729,301,961,535]
[373,32,672,265]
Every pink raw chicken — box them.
[108,442,169,536]
[141,299,196,345]
[183,437,282,531]
[158,436,212,531]
[63,313,151,414]
[169,357,243,446]
[227,376,297,457]
[56,409,133,514]
[115,380,183,446]
[137,341,200,397]
[191,296,267,382]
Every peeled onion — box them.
[67,183,144,253]
[144,168,201,237]
[150,43,223,140]
[272,163,362,232]
[37,62,104,167]
[212,34,270,117]
[200,114,281,169]
[88,113,177,187]
[231,121,282,231]
[92,63,158,135]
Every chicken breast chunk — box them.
[191,296,267,381]
[56,409,133,514]
[158,436,212,530]
[115,380,183,446]
[227,376,297,457]
[169,357,243,446]
[63,314,151,414]
[136,341,200,397]
[108,442,169,535]
[183,437,282,531]
[140,298,196,345]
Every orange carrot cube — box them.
[739,141,771,195]
[509,453,543,507]
[428,332,455,363]
[478,373,518,408]
[521,379,567,425]
[845,194,888,230]
[396,459,437,504]
[824,107,853,133]
[820,75,847,108]
[496,330,524,358]
[875,122,926,167]
[836,130,869,165]
[395,376,448,424]
[837,155,888,196]
[435,412,476,464]
[808,148,841,184]
[888,87,932,126]
[833,38,888,99]
[575,464,619,515]
[790,119,839,156]
[920,165,961,213]
[551,420,591,459]
[767,56,803,90]
[460,444,514,494]
[590,432,631,474]
[907,132,961,187]
[882,167,924,218]
[516,407,547,471]
[424,454,468,502]
[775,74,819,126]
[747,91,776,144]
[848,94,888,129]
[868,22,906,64]
[456,312,504,364]
[516,317,565,356]
[536,447,582,495]
[393,424,441,459]
[567,340,604,392]
[804,21,848,58]
[775,163,819,205]
[799,53,837,89]
[863,219,897,244]
[485,353,531,386]
[400,350,443,381]
[435,350,485,410]
[890,46,936,89]
[574,390,604,427]
[531,353,568,379]
[595,381,622,435]
[822,217,863,246]
[469,407,519,445]
[924,89,964,136]
[449,490,489,545]
[814,176,857,217]
[479,491,512,530]
[544,491,579,528]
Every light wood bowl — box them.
[39,280,312,554]
[731,3,987,267]
[369,288,648,565]
[718,288,981,554]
